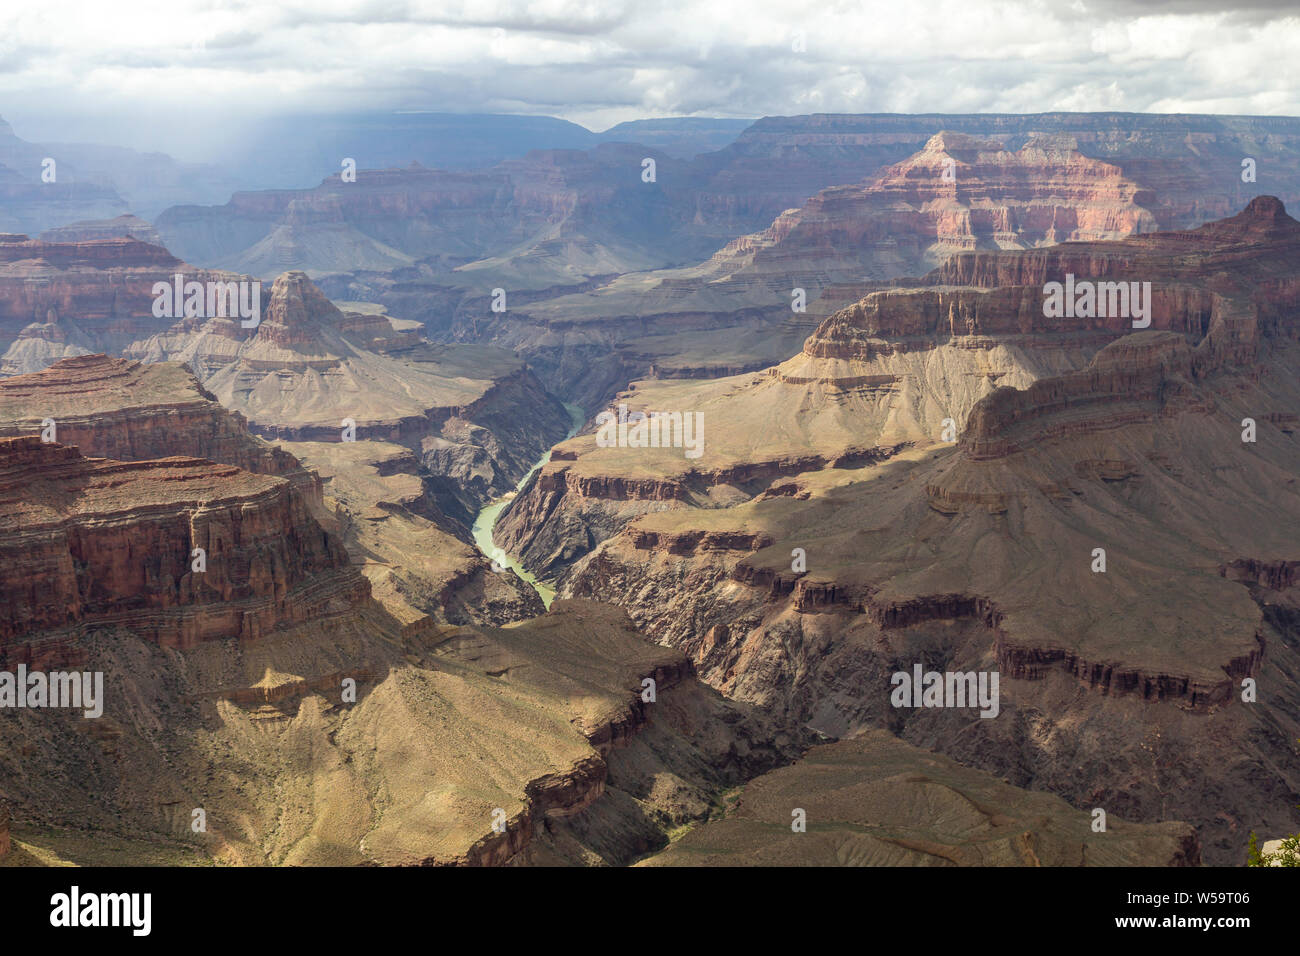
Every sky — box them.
[1,0,1298,157]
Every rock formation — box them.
[538,197,1300,863]
[0,233,257,376]
[642,731,1200,866]
[127,269,571,512]
[39,215,163,246]
[0,436,365,661]
[0,354,314,493]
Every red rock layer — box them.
[0,234,259,360]
[735,132,1157,282]
[0,354,319,500]
[0,437,367,662]
[805,196,1300,367]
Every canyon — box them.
[499,197,1300,864]
[0,355,806,865]
[3,108,1298,868]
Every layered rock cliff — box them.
[0,436,366,662]
[554,198,1300,863]
[0,233,258,377]
[0,354,316,496]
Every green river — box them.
[470,402,586,608]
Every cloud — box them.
[0,0,1295,154]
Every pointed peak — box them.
[259,271,345,350]
[1242,195,1287,220]
[1193,195,1298,243]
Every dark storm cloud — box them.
[0,0,1294,155]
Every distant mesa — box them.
[38,214,162,246]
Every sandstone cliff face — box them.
[721,132,1157,286]
[0,354,317,498]
[557,199,1300,864]
[0,234,258,376]
[0,436,365,661]
[722,112,1300,231]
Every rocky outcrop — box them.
[0,354,317,498]
[453,644,702,867]
[496,376,912,579]
[0,233,259,377]
[722,112,1300,231]
[641,730,1201,867]
[0,437,366,662]
[713,132,1157,288]
[39,215,163,246]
